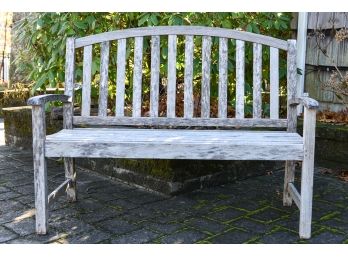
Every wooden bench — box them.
[27,26,319,239]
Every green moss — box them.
[117,159,174,180]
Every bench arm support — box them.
[27,94,71,106]
[288,96,319,110]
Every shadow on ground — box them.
[0,144,347,244]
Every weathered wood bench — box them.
[27,26,319,239]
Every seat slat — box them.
[270,47,279,119]
[150,36,160,117]
[236,40,245,119]
[116,39,127,117]
[81,45,92,117]
[98,41,110,117]
[73,116,288,128]
[167,35,177,118]
[201,36,212,118]
[132,37,143,117]
[253,43,262,118]
[45,129,303,160]
[184,35,194,118]
[218,38,228,118]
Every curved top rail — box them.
[74,26,289,50]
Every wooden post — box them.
[284,39,297,206]
[64,37,77,202]
[32,105,48,234]
[299,107,316,239]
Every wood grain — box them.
[218,38,228,118]
[184,35,194,118]
[150,36,160,117]
[132,37,143,117]
[167,35,177,118]
[116,39,127,117]
[236,40,245,119]
[98,41,110,117]
[201,36,212,118]
[82,45,92,116]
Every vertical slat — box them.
[64,37,75,129]
[218,37,228,118]
[270,47,279,119]
[81,45,92,117]
[63,38,76,203]
[236,40,245,119]
[133,37,143,118]
[299,107,316,239]
[116,39,126,117]
[98,41,110,117]
[201,36,212,118]
[287,40,298,132]
[253,43,262,118]
[32,105,48,234]
[184,35,194,118]
[167,35,177,118]
[283,40,297,207]
[150,36,160,117]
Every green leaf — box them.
[32,73,48,94]
[74,21,88,30]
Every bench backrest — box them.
[65,26,297,130]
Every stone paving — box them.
[0,144,347,244]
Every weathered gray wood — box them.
[253,43,262,118]
[201,36,212,118]
[288,97,319,110]
[98,41,110,117]
[288,182,301,210]
[236,40,245,119]
[299,107,317,239]
[73,116,288,128]
[75,26,288,50]
[63,38,77,205]
[31,105,48,234]
[27,94,70,106]
[116,39,127,117]
[218,38,228,118]
[48,179,72,205]
[64,157,76,202]
[167,35,177,118]
[45,129,303,160]
[184,35,194,118]
[150,36,160,117]
[82,45,92,116]
[63,38,75,130]
[270,47,279,119]
[283,160,296,206]
[133,37,143,118]
[283,40,298,207]
[287,40,298,133]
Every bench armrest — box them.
[289,97,319,110]
[27,94,71,106]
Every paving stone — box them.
[210,229,252,243]
[260,231,299,243]
[111,228,160,243]
[0,191,22,201]
[208,207,246,222]
[79,208,121,224]
[4,218,36,236]
[0,186,10,193]
[231,218,272,234]
[0,199,27,212]
[51,218,96,235]
[159,229,206,244]
[0,226,18,243]
[248,207,288,224]
[146,222,183,234]
[185,217,228,234]
[97,219,139,236]
[62,229,111,244]
[106,198,139,211]
[307,231,346,244]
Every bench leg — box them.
[32,105,48,234]
[299,108,316,239]
[283,160,295,206]
[64,157,77,202]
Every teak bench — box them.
[27,26,319,239]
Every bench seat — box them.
[45,128,304,160]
